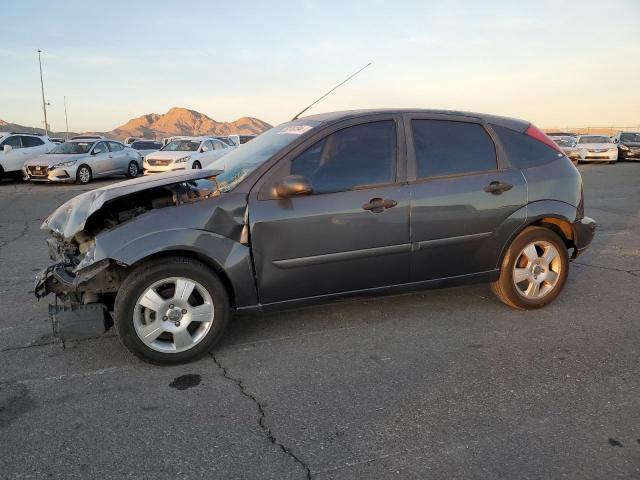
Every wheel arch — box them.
[497,200,579,267]
[126,249,238,308]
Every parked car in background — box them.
[612,131,640,161]
[545,131,577,137]
[124,137,142,145]
[227,134,256,146]
[49,137,67,144]
[550,136,580,164]
[0,132,55,179]
[130,140,163,160]
[24,139,142,184]
[212,136,237,147]
[143,136,232,174]
[35,109,596,364]
[575,135,618,163]
[71,134,107,140]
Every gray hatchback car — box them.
[35,109,596,364]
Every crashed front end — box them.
[34,170,222,342]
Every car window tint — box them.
[93,142,108,154]
[21,136,44,147]
[492,125,560,169]
[2,136,23,149]
[412,120,496,178]
[290,120,396,194]
[108,141,124,151]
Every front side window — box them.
[289,121,396,194]
[2,136,23,149]
[21,136,44,147]
[201,140,212,152]
[411,120,496,178]
[92,142,108,155]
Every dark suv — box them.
[35,109,596,364]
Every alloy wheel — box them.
[512,241,562,299]
[133,277,215,353]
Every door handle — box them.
[362,197,398,213]
[484,181,513,195]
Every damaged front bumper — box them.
[35,260,117,342]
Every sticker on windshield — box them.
[278,125,314,135]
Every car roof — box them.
[298,109,531,132]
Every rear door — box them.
[406,115,527,281]
[249,117,411,304]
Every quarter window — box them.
[492,125,560,169]
[411,120,497,178]
[289,121,396,194]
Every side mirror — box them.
[3,144,12,153]
[275,175,313,198]
[614,138,619,143]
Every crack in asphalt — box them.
[0,220,30,256]
[211,353,312,480]
[574,261,639,277]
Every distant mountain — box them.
[0,107,272,141]
[0,120,77,138]
[107,107,272,140]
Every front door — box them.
[406,116,527,281]
[90,141,114,175]
[249,118,411,304]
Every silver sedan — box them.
[24,139,142,184]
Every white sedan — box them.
[575,135,618,163]
[143,137,232,174]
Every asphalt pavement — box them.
[1,163,639,479]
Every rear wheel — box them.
[114,257,230,364]
[126,161,139,178]
[491,226,569,310]
[76,165,92,184]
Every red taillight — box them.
[525,124,563,154]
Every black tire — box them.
[126,160,139,178]
[608,161,616,165]
[75,164,92,184]
[192,161,202,169]
[114,257,230,364]
[491,226,569,310]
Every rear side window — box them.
[411,120,496,178]
[492,125,560,169]
[290,121,396,194]
[21,136,44,147]
[108,141,124,151]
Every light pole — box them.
[37,49,49,136]
[63,96,69,140]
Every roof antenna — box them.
[291,62,372,121]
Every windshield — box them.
[554,138,575,147]
[162,140,201,152]
[49,141,95,154]
[215,121,320,192]
[578,136,611,144]
[620,133,640,143]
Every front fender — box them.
[92,225,258,308]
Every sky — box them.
[1,0,639,132]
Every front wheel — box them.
[491,226,569,310]
[114,257,230,364]
[192,161,202,169]
[76,165,92,184]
